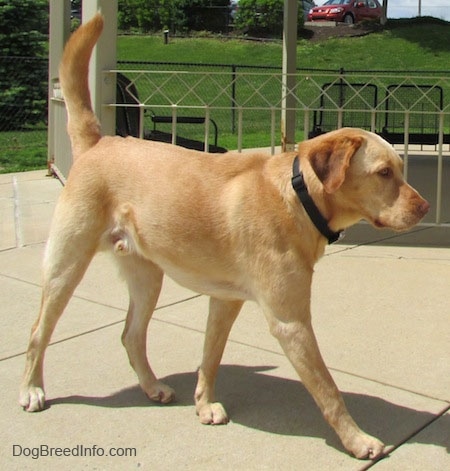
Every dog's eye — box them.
[378,168,392,178]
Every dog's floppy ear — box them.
[307,134,363,193]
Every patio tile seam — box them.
[1,268,446,404]
[328,225,442,255]
[0,244,17,253]
[0,240,48,254]
[0,284,203,362]
[12,175,23,248]
[152,315,450,405]
[329,365,450,404]
[359,403,450,471]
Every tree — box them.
[182,0,230,33]
[234,0,304,37]
[118,0,185,32]
[117,0,230,34]
[0,0,48,130]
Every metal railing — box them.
[108,68,450,227]
[1,55,447,225]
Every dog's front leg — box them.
[265,305,385,459]
[195,298,243,424]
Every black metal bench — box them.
[115,73,226,153]
[309,82,378,138]
[379,84,450,145]
[310,81,450,146]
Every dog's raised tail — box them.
[59,13,104,159]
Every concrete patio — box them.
[0,169,448,470]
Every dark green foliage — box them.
[118,0,184,32]
[234,0,304,37]
[0,0,48,131]
[182,0,230,33]
[117,0,230,33]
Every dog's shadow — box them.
[49,364,449,454]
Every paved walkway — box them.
[0,170,449,470]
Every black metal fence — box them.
[0,56,48,172]
[115,62,450,149]
[0,56,48,131]
[2,55,450,172]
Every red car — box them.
[307,0,382,24]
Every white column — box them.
[48,0,71,171]
[82,0,118,136]
[281,0,298,152]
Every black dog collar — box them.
[291,156,344,244]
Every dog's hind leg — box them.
[20,207,100,412]
[195,298,243,424]
[118,255,175,403]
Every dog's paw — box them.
[346,433,385,460]
[19,386,46,412]
[144,381,175,404]
[197,402,229,425]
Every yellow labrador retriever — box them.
[20,15,429,459]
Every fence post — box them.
[231,65,237,134]
[337,67,345,129]
[139,105,145,139]
[171,105,178,146]
[339,67,345,108]
[281,0,297,152]
[403,111,410,180]
[270,107,276,155]
[237,107,243,152]
[303,108,310,140]
[436,112,444,224]
[204,107,210,152]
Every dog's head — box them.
[300,128,430,232]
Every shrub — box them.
[234,0,304,37]
[118,0,230,34]
[0,0,48,130]
[118,0,188,32]
[182,0,230,33]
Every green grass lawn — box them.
[2,17,450,173]
[117,19,450,150]
[118,34,284,66]
[117,19,450,71]
[0,128,47,174]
